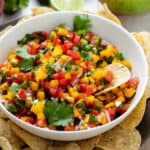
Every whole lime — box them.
[100,0,150,14]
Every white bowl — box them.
[0,11,148,141]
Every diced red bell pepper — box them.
[40,31,48,40]
[25,71,33,80]
[49,87,62,98]
[28,44,40,55]
[66,50,81,60]
[86,86,93,96]
[53,72,64,80]
[79,84,87,92]
[18,89,26,99]
[88,122,96,128]
[26,117,36,124]
[64,125,74,131]
[59,79,68,86]
[13,73,24,83]
[108,107,116,119]
[91,109,99,116]
[62,40,73,53]
[54,37,61,45]
[127,77,140,88]
[36,119,47,128]
[69,32,75,40]
[73,34,80,45]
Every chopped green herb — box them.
[89,115,98,122]
[0,70,6,82]
[44,100,73,126]
[106,56,113,64]
[73,14,92,35]
[10,83,23,95]
[16,47,37,59]
[6,104,17,113]
[16,100,25,107]
[80,51,91,60]
[18,59,34,71]
[115,52,124,60]
[47,63,55,77]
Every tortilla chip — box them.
[0,110,7,119]
[0,26,13,37]
[96,126,141,150]
[0,136,12,150]
[48,142,80,150]
[119,90,147,129]
[132,32,150,97]
[98,4,122,25]
[17,16,33,24]
[9,121,51,150]
[32,7,54,16]
[0,118,24,150]
[77,136,100,150]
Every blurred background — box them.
[0,0,150,31]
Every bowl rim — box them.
[0,11,148,136]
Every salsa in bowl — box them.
[0,12,148,141]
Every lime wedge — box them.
[50,0,84,10]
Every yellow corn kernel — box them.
[25,97,32,108]
[50,80,59,87]
[124,88,136,98]
[52,45,62,57]
[68,87,79,99]
[73,108,81,118]
[35,67,47,82]
[116,96,125,103]
[20,116,28,121]
[11,67,20,74]
[112,87,120,94]
[8,54,16,60]
[46,41,52,48]
[121,60,132,69]
[30,81,39,91]
[87,96,95,104]
[80,76,89,84]
[0,83,8,91]
[92,68,106,80]
[57,27,68,36]
[66,96,75,104]
[97,96,105,101]
[48,57,55,63]
[37,112,45,120]
[2,91,13,100]
[50,31,56,40]
[120,83,127,89]
[92,54,99,63]
[65,72,71,80]
[112,58,121,64]
[101,61,107,68]
[88,77,95,83]
[31,101,44,115]
[100,113,107,125]
[59,55,70,65]
[37,90,45,100]
[117,91,124,97]
[105,102,115,109]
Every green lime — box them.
[50,0,84,10]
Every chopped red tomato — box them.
[105,71,113,83]
[73,35,80,45]
[88,122,96,128]
[91,109,99,116]
[13,73,24,83]
[54,37,61,45]
[59,79,68,86]
[25,71,33,80]
[108,107,116,119]
[49,87,62,98]
[40,31,48,40]
[26,117,36,124]
[44,50,52,57]
[64,125,74,131]
[127,77,140,88]
[86,86,93,96]
[18,89,26,99]
[53,72,64,80]
[36,119,47,128]
[66,50,81,60]
[79,84,87,92]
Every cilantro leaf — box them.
[18,59,34,71]
[44,100,73,126]
[0,70,6,82]
[16,47,37,59]
[46,63,55,77]
[73,14,92,35]
[6,104,17,113]
[89,115,98,122]
[10,83,23,95]
[115,52,124,60]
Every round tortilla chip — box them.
[9,121,51,150]
[96,126,141,150]
[77,136,100,150]
[98,4,122,25]
[32,7,54,16]
[0,136,12,150]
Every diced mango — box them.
[31,101,44,115]
[105,102,115,108]
[68,87,79,99]
[50,80,59,87]
[52,45,62,57]
[73,108,81,118]
[37,90,45,100]
[30,81,39,91]
[124,88,136,98]
[57,27,68,36]
[80,76,89,84]
[92,54,99,63]
[37,112,45,119]
[92,68,106,80]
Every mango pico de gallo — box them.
[0,15,139,131]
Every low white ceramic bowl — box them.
[0,11,148,141]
